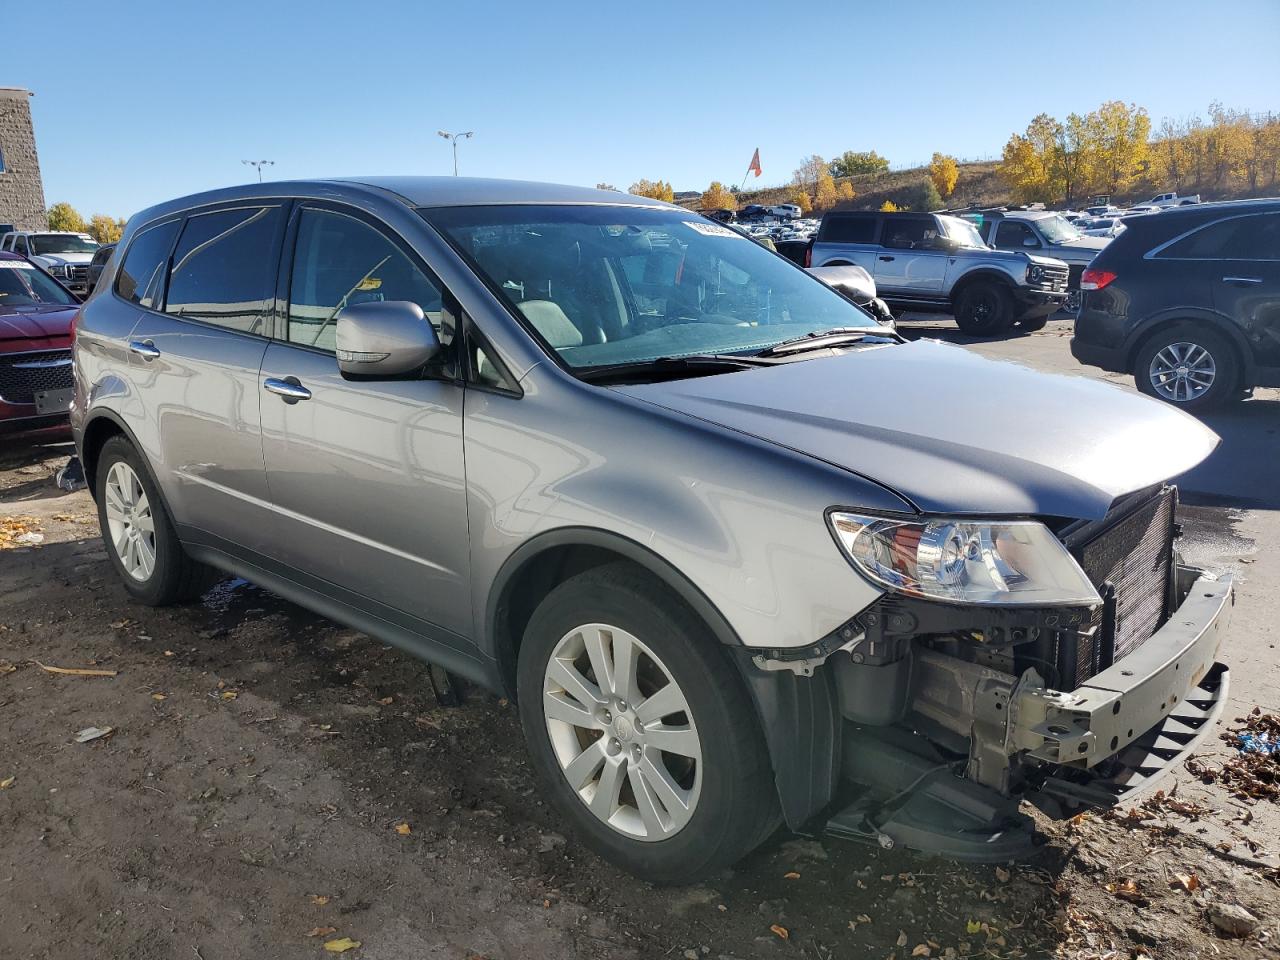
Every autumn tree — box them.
[928,153,959,198]
[87,215,126,244]
[1089,101,1151,195]
[629,179,674,202]
[814,170,839,211]
[792,155,827,192]
[998,113,1060,203]
[836,180,856,202]
[46,202,86,233]
[789,186,813,216]
[700,181,736,211]
[879,200,901,213]
[830,150,889,177]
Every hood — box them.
[1050,235,1110,253]
[0,304,78,341]
[615,340,1219,520]
[33,253,95,266]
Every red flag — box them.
[747,148,762,178]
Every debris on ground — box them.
[1187,708,1280,801]
[34,660,117,678]
[1206,901,1259,938]
[0,517,43,548]
[73,726,114,743]
[54,457,86,492]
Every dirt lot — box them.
[2,321,1279,959]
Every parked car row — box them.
[0,229,101,297]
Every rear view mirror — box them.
[335,300,441,379]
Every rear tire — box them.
[1133,324,1240,412]
[1019,315,1049,333]
[95,435,217,605]
[953,281,1014,335]
[516,563,778,884]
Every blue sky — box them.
[6,0,1279,218]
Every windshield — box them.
[30,234,99,255]
[1036,215,1082,243]
[422,204,878,369]
[939,216,987,249]
[0,260,78,306]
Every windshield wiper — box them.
[756,328,895,358]
[576,354,767,385]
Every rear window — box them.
[115,220,181,309]
[165,206,284,334]
[820,214,877,244]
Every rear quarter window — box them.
[115,220,181,309]
[820,215,877,244]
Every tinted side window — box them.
[286,208,447,353]
[882,217,938,249]
[823,215,877,244]
[115,220,181,309]
[994,221,1037,248]
[165,206,284,334]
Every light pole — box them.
[242,159,275,182]
[436,131,473,176]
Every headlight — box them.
[829,512,1100,606]
[1027,264,1044,284]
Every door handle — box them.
[128,339,161,360]
[879,255,895,262]
[263,377,312,403]
[1222,276,1263,285]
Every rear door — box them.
[874,216,949,295]
[125,203,286,554]
[257,204,472,640]
[1206,212,1280,367]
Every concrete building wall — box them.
[0,88,47,231]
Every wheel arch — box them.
[950,267,1020,302]
[1123,310,1255,380]
[80,408,145,500]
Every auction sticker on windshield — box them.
[0,261,35,269]
[683,221,744,239]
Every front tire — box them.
[95,435,216,605]
[516,563,778,884]
[953,281,1014,335]
[1133,325,1240,412]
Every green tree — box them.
[928,152,959,197]
[47,202,86,233]
[912,180,944,211]
[830,150,890,177]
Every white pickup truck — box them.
[1147,191,1200,208]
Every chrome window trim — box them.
[1144,211,1280,262]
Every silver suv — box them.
[809,211,1070,334]
[73,178,1233,883]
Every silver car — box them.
[72,178,1233,883]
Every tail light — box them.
[1080,268,1116,291]
[803,243,813,268]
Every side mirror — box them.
[335,300,441,379]
[1022,237,1041,248]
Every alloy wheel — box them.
[542,623,702,841]
[1149,341,1216,403]
[103,461,157,581]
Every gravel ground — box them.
[1,318,1278,959]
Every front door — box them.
[258,205,472,641]
[873,216,949,296]
[125,205,286,556]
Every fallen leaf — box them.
[995,865,1011,883]
[309,895,331,906]
[857,914,872,924]
[1172,872,1200,892]
[151,693,167,701]
[163,650,175,657]
[306,927,337,938]
[0,661,16,675]
[897,931,909,947]
[966,920,982,934]
[74,726,114,743]
[769,924,788,940]
[34,661,117,678]
[109,619,136,629]
[323,937,361,953]
[220,690,238,701]
[912,946,931,958]
[783,871,800,880]
[376,696,394,706]
[394,822,412,835]
[0,776,14,789]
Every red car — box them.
[0,250,78,437]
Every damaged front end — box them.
[742,486,1233,861]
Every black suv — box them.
[1071,200,1280,410]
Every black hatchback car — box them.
[1071,199,1280,410]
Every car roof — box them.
[129,177,675,227]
